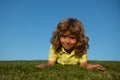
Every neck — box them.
[64,48,74,54]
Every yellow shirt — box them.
[48,45,87,65]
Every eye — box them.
[60,34,66,38]
[70,37,76,39]
[70,36,76,39]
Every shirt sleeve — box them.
[48,45,57,62]
[79,53,88,63]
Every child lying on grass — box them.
[36,18,105,71]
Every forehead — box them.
[60,30,75,36]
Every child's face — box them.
[59,30,77,52]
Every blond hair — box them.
[50,18,89,57]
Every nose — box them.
[65,37,70,43]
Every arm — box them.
[36,45,57,68]
[80,62,106,71]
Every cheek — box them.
[59,38,64,43]
[71,39,77,44]
[71,39,77,45]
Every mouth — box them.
[63,43,72,48]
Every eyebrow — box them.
[59,34,76,37]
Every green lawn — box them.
[0,60,120,80]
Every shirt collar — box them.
[60,47,75,55]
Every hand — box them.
[86,64,106,71]
[36,61,55,68]
[36,63,48,68]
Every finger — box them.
[96,66,106,71]
[36,64,46,68]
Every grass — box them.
[0,60,120,80]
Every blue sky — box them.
[0,0,120,61]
